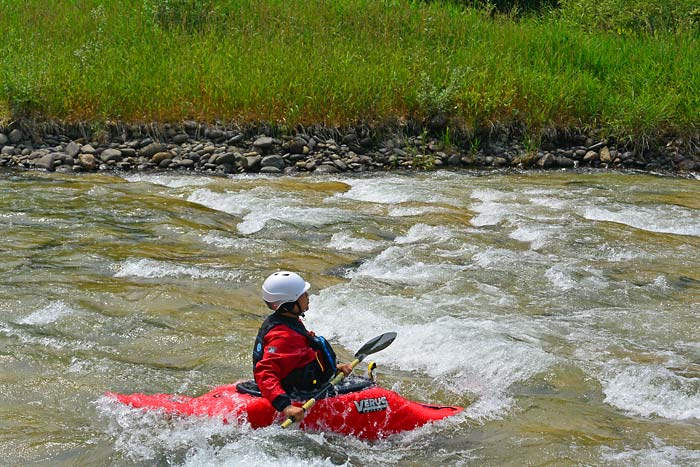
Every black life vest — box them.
[252,313,337,393]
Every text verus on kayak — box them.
[354,396,388,414]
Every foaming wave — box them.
[334,177,461,206]
[237,206,349,235]
[509,225,550,250]
[352,246,465,285]
[601,441,700,467]
[114,258,240,281]
[188,188,351,234]
[394,224,455,245]
[310,286,556,420]
[602,364,700,420]
[124,174,212,188]
[98,396,347,467]
[584,206,700,237]
[17,301,75,325]
[328,233,385,252]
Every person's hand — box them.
[283,404,305,423]
[337,362,353,376]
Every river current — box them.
[1,170,699,466]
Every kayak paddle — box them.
[281,331,397,429]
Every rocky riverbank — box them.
[1,121,699,176]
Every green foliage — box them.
[142,0,222,32]
[558,0,700,34]
[416,69,464,116]
[0,0,697,141]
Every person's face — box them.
[297,292,309,312]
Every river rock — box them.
[246,155,262,172]
[537,153,555,168]
[583,151,599,162]
[0,133,8,145]
[140,143,166,159]
[172,134,188,144]
[8,129,23,144]
[78,154,96,170]
[253,137,274,152]
[261,155,285,170]
[285,138,307,155]
[65,141,80,158]
[556,157,575,168]
[1,146,15,156]
[34,154,55,171]
[260,166,281,174]
[214,152,237,165]
[81,144,96,155]
[315,164,340,174]
[100,148,123,162]
[151,151,173,164]
[599,146,612,163]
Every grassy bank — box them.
[0,0,698,141]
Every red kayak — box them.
[107,376,463,440]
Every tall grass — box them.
[0,0,697,139]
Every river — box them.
[1,169,699,466]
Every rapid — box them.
[1,169,699,466]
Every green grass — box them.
[0,0,698,140]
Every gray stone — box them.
[158,158,172,168]
[253,137,274,151]
[0,133,8,145]
[205,128,224,140]
[583,151,599,162]
[172,134,189,144]
[34,154,55,171]
[178,159,195,168]
[447,154,462,166]
[8,129,23,144]
[215,153,237,165]
[100,148,123,162]
[121,148,136,158]
[140,143,166,158]
[65,141,80,158]
[260,166,282,174]
[315,164,340,174]
[81,144,96,155]
[333,159,348,171]
[151,151,173,164]
[1,146,15,156]
[556,157,575,168]
[261,154,285,170]
[493,157,508,167]
[79,154,97,170]
[537,153,556,168]
[285,139,306,154]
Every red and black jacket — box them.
[252,313,336,411]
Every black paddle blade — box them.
[354,332,397,360]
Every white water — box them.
[2,171,700,466]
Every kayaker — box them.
[253,271,352,423]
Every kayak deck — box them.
[108,377,463,439]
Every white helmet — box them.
[262,271,311,311]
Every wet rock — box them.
[1,146,15,156]
[246,155,262,172]
[100,148,123,162]
[315,163,340,174]
[260,166,281,174]
[253,137,274,152]
[81,144,96,155]
[600,146,612,163]
[34,154,56,171]
[0,133,8,145]
[8,129,23,144]
[79,154,97,170]
[583,151,599,163]
[151,151,173,164]
[65,141,80,158]
[261,154,285,170]
[172,134,188,144]
[140,143,166,159]
[556,157,575,168]
[537,153,556,168]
